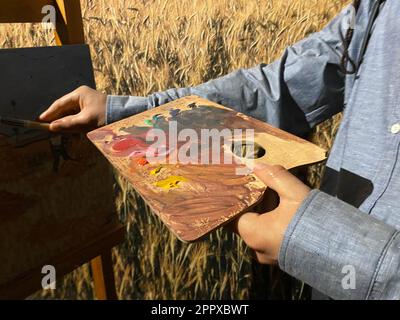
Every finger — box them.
[252,163,309,198]
[49,114,92,133]
[40,90,81,122]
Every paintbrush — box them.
[0,116,50,131]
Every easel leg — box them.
[90,251,118,300]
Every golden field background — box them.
[1,0,348,299]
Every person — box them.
[39,0,400,299]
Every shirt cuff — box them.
[278,190,398,299]
[106,95,149,124]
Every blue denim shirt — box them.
[106,0,400,299]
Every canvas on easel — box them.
[0,0,124,299]
[0,44,121,294]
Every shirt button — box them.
[391,123,400,134]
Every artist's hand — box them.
[234,164,311,265]
[39,86,107,132]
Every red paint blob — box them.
[112,138,145,152]
[136,157,149,166]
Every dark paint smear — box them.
[169,108,181,118]
[97,106,258,162]
[120,106,238,134]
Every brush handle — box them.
[0,117,50,131]
[24,121,51,131]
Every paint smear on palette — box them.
[169,108,180,119]
[150,165,163,175]
[112,137,146,152]
[154,176,187,190]
[136,157,149,166]
[108,136,150,158]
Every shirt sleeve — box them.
[106,5,355,136]
[279,190,400,300]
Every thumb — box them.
[251,163,308,198]
[233,211,261,248]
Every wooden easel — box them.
[0,0,125,300]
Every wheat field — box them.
[1,0,347,299]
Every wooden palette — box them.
[88,96,326,242]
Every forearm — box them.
[279,190,400,300]
[105,62,312,134]
[106,50,341,137]
[105,62,305,132]
[106,5,355,134]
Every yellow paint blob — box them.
[150,165,163,175]
[154,176,188,190]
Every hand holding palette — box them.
[88,96,326,242]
